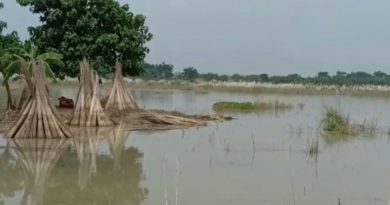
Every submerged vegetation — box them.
[213,102,256,112]
[322,107,352,135]
[321,107,378,141]
[213,100,294,113]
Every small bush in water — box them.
[213,102,256,112]
[321,107,377,138]
[322,107,350,132]
[212,100,294,112]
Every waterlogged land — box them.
[1,86,390,205]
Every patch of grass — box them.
[213,102,256,112]
[322,107,353,135]
[212,100,295,113]
[321,107,378,142]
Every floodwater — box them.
[1,86,390,205]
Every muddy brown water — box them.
[1,85,390,205]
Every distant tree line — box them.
[141,63,390,86]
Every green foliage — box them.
[374,71,387,78]
[142,62,174,79]
[137,64,390,86]
[197,70,390,86]
[4,44,63,83]
[0,1,22,78]
[213,102,256,112]
[213,100,293,113]
[17,0,152,78]
[322,107,349,133]
[0,33,22,77]
[181,67,199,82]
[321,107,378,144]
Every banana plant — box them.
[4,43,64,107]
[0,48,16,110]
[4,44,63,83]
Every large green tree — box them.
[17,0,153,78]
[182,67,199,82]
[142,62,174,79]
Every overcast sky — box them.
[1,0,390,76]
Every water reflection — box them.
[0,143,23,204]
[73,128,107,190]
[321,132,376,145]
[9,139,70,205]
[107,124,129,170]
[0,125,147,205]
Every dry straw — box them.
[6,60,72,138]
[70,59,112,127]
[105,61,138,110]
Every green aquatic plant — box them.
[212,100,294,113]
[322,107,351,134]
[212,102,257,112]
[321,107,378,143]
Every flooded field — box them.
[1,86,390,205]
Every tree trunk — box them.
[4,81,15,110]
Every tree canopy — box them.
[17,0,153,78]
[142,62,174,79]
[137,63,390,86]
[182,67,199,82]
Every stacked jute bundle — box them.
[70,59,112,127]
[105,61,138,110]
[6,60,72,138]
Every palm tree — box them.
[4,43,64,108]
